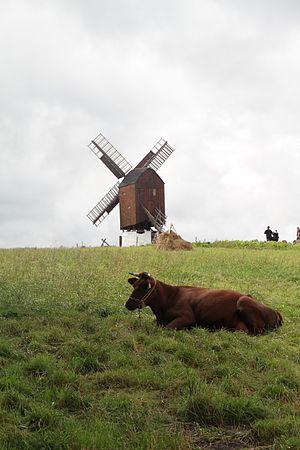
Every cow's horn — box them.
[129,272,151,278]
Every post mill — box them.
[86,132,175,246]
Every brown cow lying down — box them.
[125,272,283,334]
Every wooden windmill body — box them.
[86,132,174,246]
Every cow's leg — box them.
[165,316,194,330]
[235,321,249,333]
[237,296,267,335]
[263,307,283,330]
[238,296,283,334]
[274,310,284,327]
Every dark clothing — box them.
[264,228,273,241]
[272,232,279,242]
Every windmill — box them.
[86,132,174,246]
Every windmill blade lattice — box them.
[89,133,132,178]
[144,139,175,171]
[87,181,120,226]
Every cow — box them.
[125,272,283,334]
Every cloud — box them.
[1,0,300,247]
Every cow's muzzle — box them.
[125,297,144,310]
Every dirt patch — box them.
[194,439,245,449]
[190,437,273,450]
[190,437,272,450]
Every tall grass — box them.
[0,244,299,449]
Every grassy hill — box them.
[0,244,299,449]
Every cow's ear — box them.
[128,277,138,285]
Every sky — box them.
[1,0,300,247]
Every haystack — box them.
[156,229,193,251]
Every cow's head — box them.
[125,272,154,310]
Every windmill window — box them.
[153,189,156,196]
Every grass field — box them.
[0,243,299,449]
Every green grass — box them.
[0,243,299,449]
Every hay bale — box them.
[156,230,193,251]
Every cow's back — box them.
[181,287,242,330]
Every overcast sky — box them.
[1,0,300,247]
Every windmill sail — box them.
[144,139,175,172]
[87,181,120,226]
[135,151,155,168]
[89,133,132,178]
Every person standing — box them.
[264,226,273,241]
[272,230,279,242]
